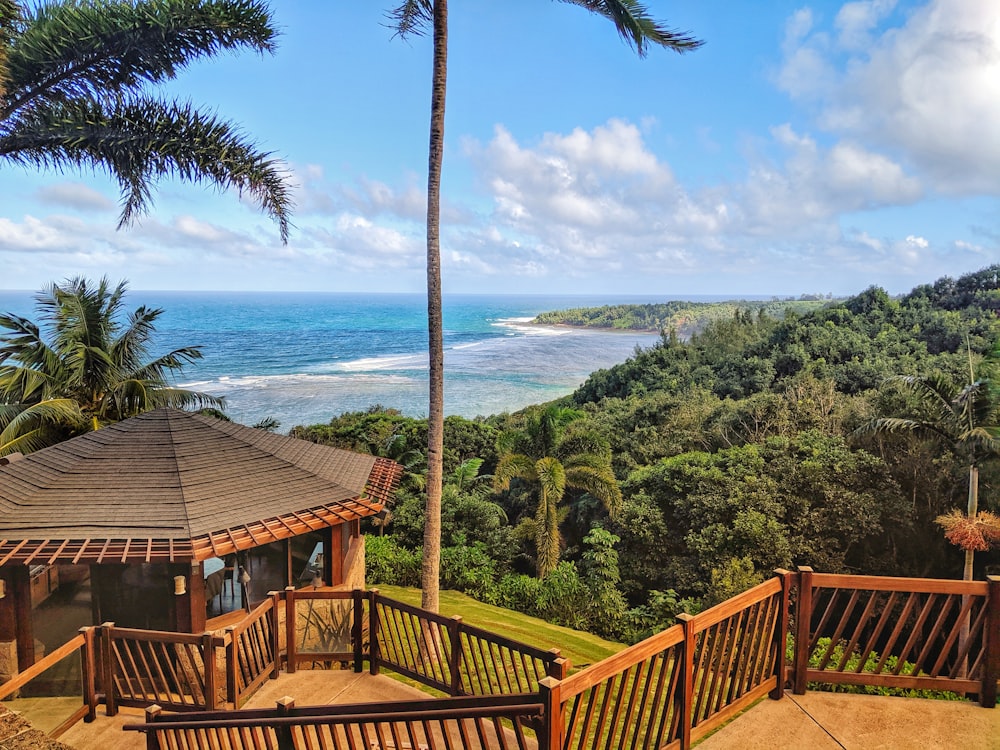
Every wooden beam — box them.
[12,566,33,671]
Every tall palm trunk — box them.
[964,465,978,580]
[420,0,447,614]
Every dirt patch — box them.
[0,706,74,750]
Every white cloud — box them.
[905,234,929,248]
[780,0,1000,193]
[35,183,115,212]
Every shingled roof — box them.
[0,408,401,566]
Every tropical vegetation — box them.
[0,0,290,240]
[295,265,1000,644]
[385,0,702,613]
[0,276,220,454]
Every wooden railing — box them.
[100,622,224,714]
[124,694,547,750]
[793,568,1000,705]
[539,571,790,750]
[7,570,998,746]
[225,596,279,708]
[0,628,97,737]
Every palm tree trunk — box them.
[420,0,448,614]
[964,465,978,580]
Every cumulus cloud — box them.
[779,0,1000,193]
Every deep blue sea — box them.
[0,290,747,430]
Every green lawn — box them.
[372,585,624,672]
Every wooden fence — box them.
[539,571,790,750]
[793,567,1000,705]
[225,597,279,708]
[124,694,546,750]
[6,571,999,747]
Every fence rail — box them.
[226,597,279,707]
[125,694,546,750]
[794,568,1000,704]
[101,623,224,714]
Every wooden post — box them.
[352,588,364,673]
[771,569,792,699]
[448,615,462,695]
[225,626,238,707]
[677,613,696,750]
[793,566,814,695]
[202,632,218,710]
[276,696,295,750]
[284,586,297,674]
[79,627,97,722]
[269,591,281,679]
[369,589,380,676]
[547,652,569,680]
[538,676,563,750]
[144,705,162,750]
[982,575,1000,708]
[12,566,33,671]
[100,622,117,717]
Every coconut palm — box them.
[0,0,290,241]
[389,0,702,611]
[0,276,222,453]
[857,366,1000,580]
[494,405,621,577]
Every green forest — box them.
[291,265,1000,644]
[532,296,835,335]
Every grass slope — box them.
[373,585,624,671]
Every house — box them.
[0,408,401,680]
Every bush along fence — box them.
[5,571,1000,748]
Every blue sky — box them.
[1,0,997,296]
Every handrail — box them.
[0,632,85,701]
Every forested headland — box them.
[291,265,1000,644]
[532,296,835,335]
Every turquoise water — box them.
[0,290,718,429]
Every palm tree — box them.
[494,405,621,577]
[857,365,1000,580]
[0,0,290,241]
[389,0,702,612]
[0,276,222,453]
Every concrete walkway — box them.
[697,692,1000,749]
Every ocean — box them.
[0,290,720,430]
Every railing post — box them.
[284,586,297,674]
[538,676,563,750]
[352,588,364,673]
[225,626,238,707]
[79,626,97,722]
[677,613,696,750]
[269,592,281,679]
[144,705,162,750]
[793,566,813,695]
[547,652,569,681]
[448,615,462,695]
[100,622,117,717]
[369,589,380,676]
[772,569,792,699]
[982,575,1000,707]
[276,696,295,750]
[202,632,218,710]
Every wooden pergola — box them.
[0,408,401,671]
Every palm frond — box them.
[558,0,703,57]
[493,452,536,491]
[1,96,292,241]
[387,0,433,39]
[3,0,276,119]
[0,397,86,455]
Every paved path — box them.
[698,692,1000,749]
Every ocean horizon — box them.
[0,290,777,430]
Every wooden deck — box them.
[59,669,430,750]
